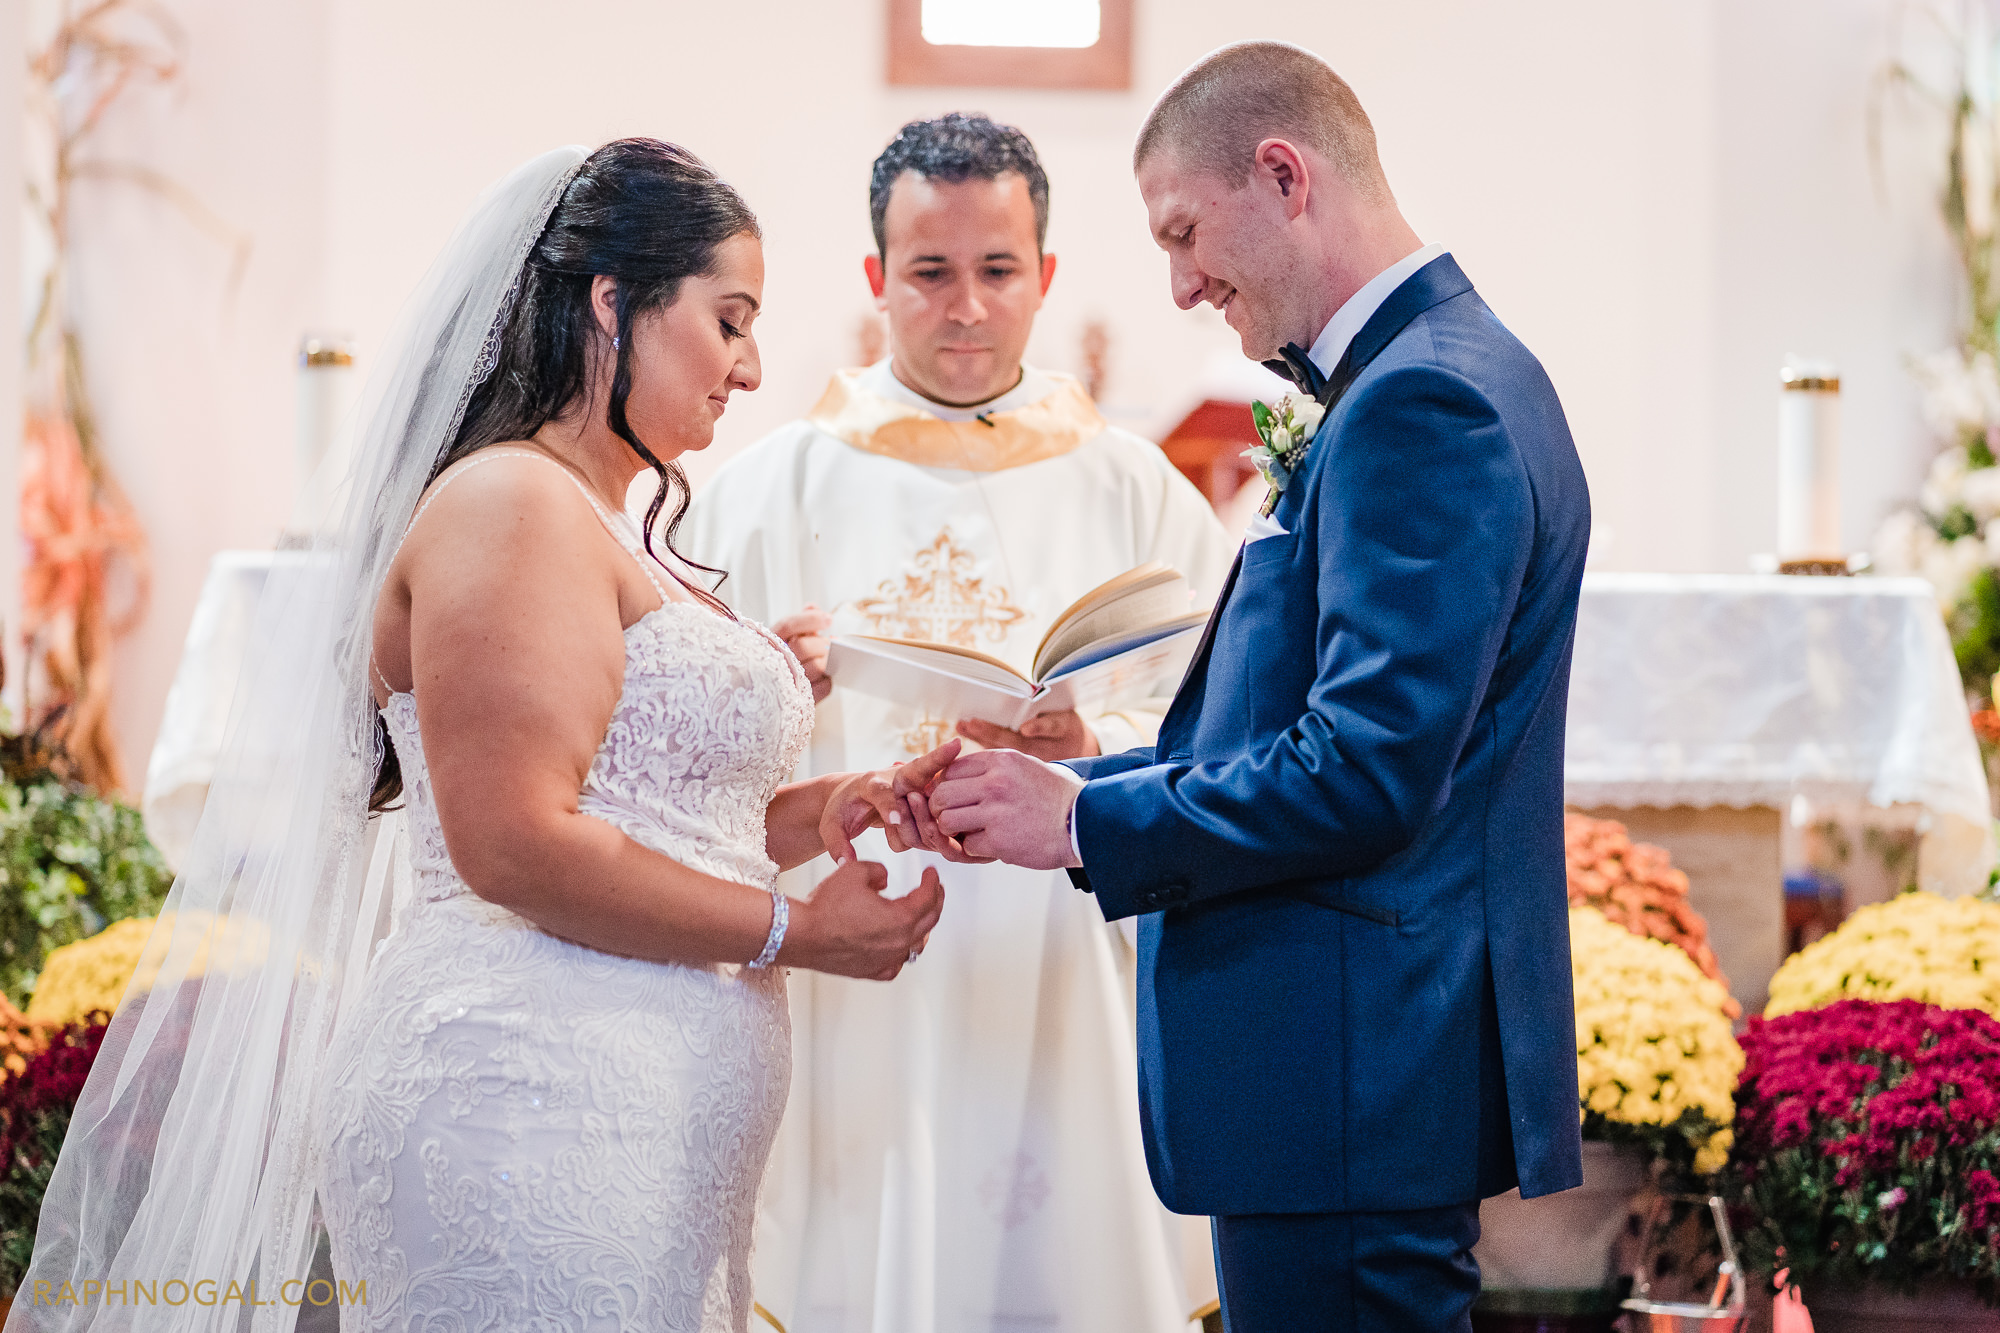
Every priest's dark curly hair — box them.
[868,113,1049,256]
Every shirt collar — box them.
[1306,242,1450,378]
[861,359,1057,421]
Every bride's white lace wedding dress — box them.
[318,455,815,1332]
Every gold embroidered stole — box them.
[806,368,1105,472]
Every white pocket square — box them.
[1244,512,1289,544]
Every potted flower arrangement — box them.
[0,1018,108,1302]
[1724,998,2000,1330]
[1564,813,1736,1013]
[0,714,174,1305]
[1764,891,2000,1019]
[1872,5,2000,714]
[1568,904,1742,1181]
[1472,904,1743,1330]
[0,771,172,1010]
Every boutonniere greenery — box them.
[1245,394,1326,518]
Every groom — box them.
[911,41,1590,1332]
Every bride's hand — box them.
[781,862,945,980]
[820,739,963,863]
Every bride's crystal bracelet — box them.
[747,887,788,970]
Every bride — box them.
[11,141,951,1332]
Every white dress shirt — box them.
[1305,241,1449,380]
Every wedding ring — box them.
[906,948,922,964]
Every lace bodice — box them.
[383,600,813,903]
[377,449,814,904]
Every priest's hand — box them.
[925,748,1084,870]
[771,605,833,703]
[956,710,1101,762]
[820,739,964,864]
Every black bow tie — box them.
[1262,342,1329,399]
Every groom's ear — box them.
[1253,138,1312,221]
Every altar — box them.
[1564,572,1993,1015]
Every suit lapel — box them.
[1158,255,1477,754]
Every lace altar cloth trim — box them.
[1562,574,1990,824]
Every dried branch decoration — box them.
[22,0,248,794]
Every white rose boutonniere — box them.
[1244,394,1326,518]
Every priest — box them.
[684,114,1234,1332]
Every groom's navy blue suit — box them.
[1064,255,1588,1330]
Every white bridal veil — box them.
[6,145,591,1332]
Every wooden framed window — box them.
[888,0,1131,90]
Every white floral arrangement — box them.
[1873,348,2000,617]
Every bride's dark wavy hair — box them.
[371,137,758,812]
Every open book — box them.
[825,563,1208,730]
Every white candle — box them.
[1777,360,1841,560]
[296,335,356,505]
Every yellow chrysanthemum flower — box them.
[26,911,272,1026]
[1571,905,1743,1169]
[1765,892,2000,1019]
[27,917,155,1026]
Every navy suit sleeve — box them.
[1074,364,1533,920]
[1062,747,1157,782]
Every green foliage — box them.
[1952,567,2000,700]
[1939,504,1984,541]
[0,778,170,1008]
[0,1019,109,1298]
[0,1082,68,1292]
[1970,429,1997,470]
[1584,1104,1730,1189]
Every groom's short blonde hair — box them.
[1135,41,1392,202]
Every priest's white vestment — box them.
[684,361,1235,1333]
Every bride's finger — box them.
[909,872,946,938]
[908,792,977,863]
[822,814,858,866]
[882,801,914,854]
[905,867,945,923]
[893,739,961,797]
[842,777,908,854]
[823,794,876,865]
[956,830,1001,864]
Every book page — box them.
[826,637,1041,728]
[832,636,1032,692]
[1023,624,1205,724]
[1039,610,1211,681]
[1032,567,1191,682]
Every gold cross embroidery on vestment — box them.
[851,528,1028,648]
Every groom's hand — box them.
[926,749,1084,870]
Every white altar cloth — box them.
[142,550,291,871]
[1565,573,1993,892]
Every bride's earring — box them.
[612,336,621,351]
